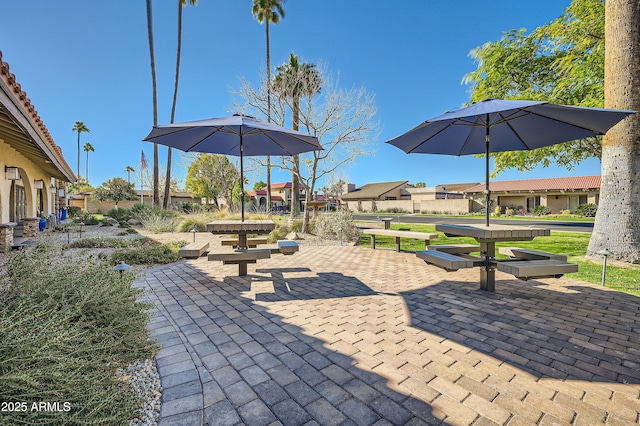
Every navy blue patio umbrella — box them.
[143,114,322,221]
[386,99,635,225]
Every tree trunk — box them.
[164,0,183,209]
[291,98,300,218]
[146,0,160,208]
[587,0,640,263]
[265,20,272,213]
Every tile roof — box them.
[340,180,409,200]
[464,176,601,193]
[0,50,74,181]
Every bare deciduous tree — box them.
[234,65,379,232]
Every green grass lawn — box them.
[358,223,640,296]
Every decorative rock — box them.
[104,217,119,225]
[286,231,301,240]
[117,359,162,426]
[128,218,143,226]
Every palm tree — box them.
[163,0,198,209]
[83,142,94,184]
[587,0,640,263]
[125,166,135,184]
[252,0,286,213]
[72,121,90,193]
[145,0,160,207]
[274,53,321,217]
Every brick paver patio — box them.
[136,245,640,425]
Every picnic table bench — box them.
[362,228,439,252]
[208,240,299,275]
[221,237,268,248]
[178,241,210,258]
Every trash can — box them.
[60,208,67,221]
[38,218,47,232]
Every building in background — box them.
[1,51,74,249]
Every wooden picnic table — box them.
[207,220,276,275]
[435,223,552,291]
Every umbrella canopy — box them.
[386,99,635,225]
[143,114,322,221]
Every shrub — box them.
[110,243,180,265]
[0,244,155,424]
[135,207,180,233]
[533,205,551,216]
[505,208,515,216]
[176,212,215,232]
[73,210,100,225]
[561,209,572,216]
[315,208,360,243]
[117,228,139,236]
[107,207,132,223]
[576,203,597,217]
[66,206,82,218]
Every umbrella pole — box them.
[485,121,490,227]
[240,134,245,222]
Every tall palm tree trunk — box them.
[163,0,185,209]
[587,0,640,263]
[265,19,273,214]
[146,0,160,208]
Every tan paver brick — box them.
[432,394,479,425]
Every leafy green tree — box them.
[72,121,89,192]
[69,176,93,194]
[163,0,198,209]
[253,180,267,191]
[252,0,286,212]
[93,177,138,208]
[274,53,322,217]
[83,142,94,184]
[463,0,605,175]
[587,0,640,263]
[414,182,426,188]
[185,154,239,209]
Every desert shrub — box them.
[576,203,597,217]
[315,209,360,243]
[176,212,215,232]
[505,208,515,216]
[533,205,552,216]
[73,210,100,225]
[117,228,139,236]
[107,207,132,223]
[561,209,572,216]
[290,220,304,233]
[69,237,135,249]
[130,203,151,219]
[134,207,180,233]
[110,243,180,265]
[66,206,82,218]
[0,243,155,424]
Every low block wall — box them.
[419,199,473,215]
[345,200,415,213]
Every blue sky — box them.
[2,0,601,191]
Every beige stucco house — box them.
[463,176,600,214]
[1,51,75,250]
[340,181,415,212]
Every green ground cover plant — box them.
[0,243,156,425]
[358,223,640,296]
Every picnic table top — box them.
[436,223,550,242]
[207,220,276,234]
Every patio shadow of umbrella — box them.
[143,114,322,221]
[386,99,635,225]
